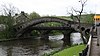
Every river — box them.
[0,32,83,56]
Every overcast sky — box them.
[0,0,100,16]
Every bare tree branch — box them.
[71,7,79,15]
[1,3,20,16]
[67,0,88,44]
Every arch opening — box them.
[15,17,75,37]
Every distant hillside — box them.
[57,16,73,21]
[56,14,95,24]
[80,14,94,23]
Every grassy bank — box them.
[53,45,85,56]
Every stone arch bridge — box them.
[13,17,92,42]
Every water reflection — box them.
[0,38,63,56]
[0,32,83,56]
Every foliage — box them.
[57,14,94,24]
[0,16,15,38]
[80,14,94,24]
[49,30,63,35]
[0,15,8,24]
[42,49,61,56]
[37,22,63,27]
[0,27,15,39]
[0,3,18,39]
[0,15,14,27]
[57,16,73,21]
[0,15,15,39]
[53,45,85,56]
[31,30,40,36]
[29,11,40,19]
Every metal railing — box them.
[79,35,92,56]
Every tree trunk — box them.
[78,20,87,44]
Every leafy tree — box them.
[0,15,7,24]
[29,11,40,19]
[0,3,19,38]
[0,15,15,38]
[80,14,94,24]
[1,3,19,27]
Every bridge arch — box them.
[14,17,75,31]
[22,17,72,27]
[14,17,76,37]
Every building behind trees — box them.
[13,11,29,25]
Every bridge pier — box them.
[40,34,49,40]
[22,32,32,38]
[62,30,74,46]
[39,30,50,40]
[62,33,71,46]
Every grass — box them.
[53,45,86,56]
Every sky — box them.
[0,0,100,16]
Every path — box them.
[90,27,100,56]
[90,38,100,56]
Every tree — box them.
[1,3,19,28]
[79,14,94,23]
[0,3,20,38]
[29,11,40,19]
[1,3,19,16]
[68,0,88,44]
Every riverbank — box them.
[53,44,86,56]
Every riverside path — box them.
[90,27,100,56]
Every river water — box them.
[0,32,83,56]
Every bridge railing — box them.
[79,26,94,56]
[86,34,92,56]
[79,31,92,56]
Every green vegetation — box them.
[57,16,73,21]
[0,28,15,39]
[29,11,41,19]
[53,45,86,56]
[57,14,94,24]
[42,50,60,56]
[49,30,63,35]
[0,15,15,39]
[39,22,63,27]
[80,14,94,24]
